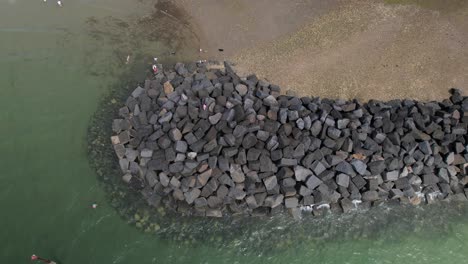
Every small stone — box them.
[206,209,222,217]
[263,176,278,191]
[264,194,284,208]
[242,133,258,149]
[174,141,188,153]
[198,169,212,186]
[163,81,174,94]
[159,172,170,187]
[169,128,182,141]
[305,175,322,190]
[209,113,223,125]
[194,197,208,208]
[139,149,152,158]
[285,197,299,208]
[131,86,145,98]
[368,160,386,175]
[362,191,379,201]
[310,120,322,136]
[349,160,366,175]
[294,166,312,181]
[335,161,354,176]
[158,112,173,124]
[389,189,404,199]
[235,84,248,96]
[247,148,262,161]
[184,188,201,204]
[122,173,132,183]
[263,95,278,106]
[279,158,298,167]
[230,164,245,183]
[383,170,399,182]
[336,173,350,187]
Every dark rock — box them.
[242,133,258,149]
[423,173,440,185]
[246,148,261,161]
[335,161,355,176]
[223,147,238,158]
[368,160,386,175]
[260,155,276,172]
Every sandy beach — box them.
[174,0,468,101]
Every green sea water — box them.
[1,0,468,263]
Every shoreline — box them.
[110,61,468,218]
[176,0,468,101]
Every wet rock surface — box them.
[111,61,468,217]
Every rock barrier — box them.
[110,61,468,218]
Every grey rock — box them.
[242,133,258,149]
[351,160,367,175]
[159,172,170,187]
[383,170,399,182]
[368,160,386,175]
[279,158,298,167]
[336,173,350,187]
[184,188,201,204]
[263,176,278,191]
[140,149,153,158]
[310,161,326,176]
[294,166,313,181]
[158,112,173,124]
[423,173,440,185]
[263,95,278,106]
[310,120,322,136]
[175,141,188,153]
[235,84,248,96]
[209,113,223,125]
[131,86,145,98]
[305,175,322,190]
[362,191,379,201]
[264,194,284,208]
[257,130,270,141]
[230,164,245,183]
[335,161,354,175]
[122,173,132,183]
[285,197,299,208]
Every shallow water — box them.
[1,1,468,263]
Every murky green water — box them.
[1,0,468,263]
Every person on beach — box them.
[57,0,62,7]
[31,254,57,264]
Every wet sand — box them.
[176,0,468,101]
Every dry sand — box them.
[174,0,468,101]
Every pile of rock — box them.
[110,61,468,218]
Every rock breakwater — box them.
[110,61,468,218]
